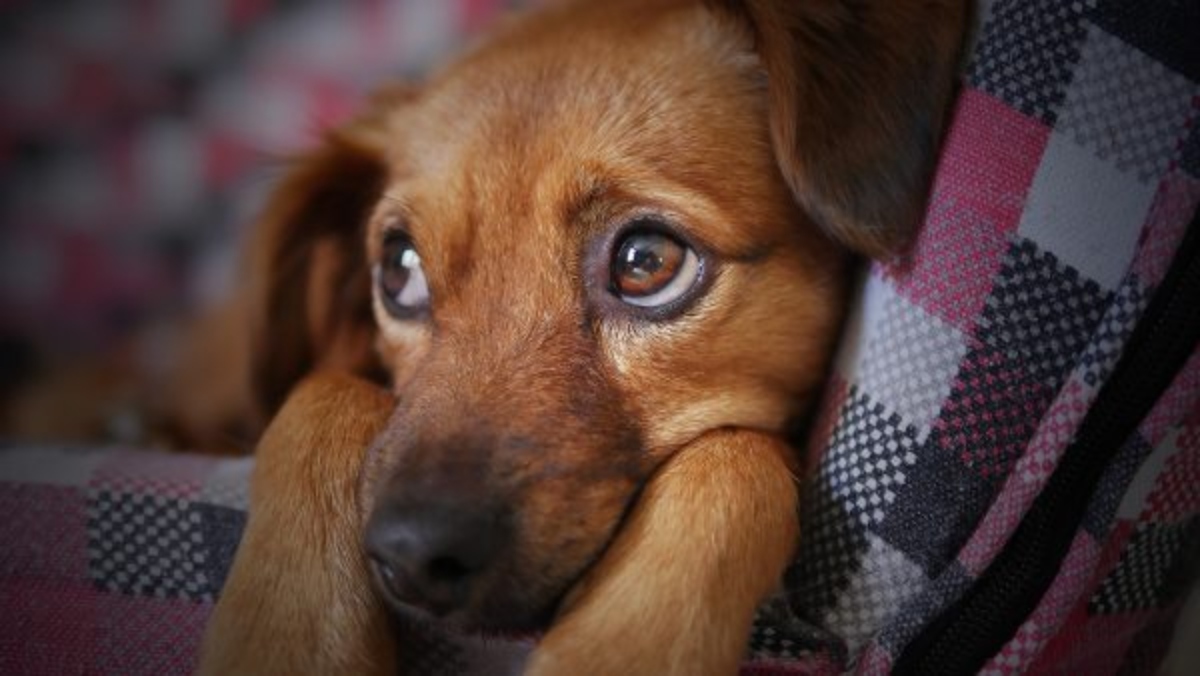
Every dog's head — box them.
[249,0,967,631]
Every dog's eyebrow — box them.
[377,192,419,227]
[564,178,778,263]
[380,191,409,208]
[560,178,612,228]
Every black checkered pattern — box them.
[1090,0,1200,81]
[1088,518,1200,614]
[858,295,969,434]
[821,389,922,528]
[197,503,246,595]
[977,238,1111,389]
[968,0,1094,124]
[876,562,974,655]
[747,596,836,663]
[933,341,1054,482]
[785,478,871,617]
[821,536,928,652]
[1078,276,1149,388]
[1081,433,1153,539]
[1057,25,1198,183]
[87,490,217,601]
[875,431,997,573]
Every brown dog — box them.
[196,0,969,672]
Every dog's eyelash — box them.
[379,212,408,231]
[377,194,416,234]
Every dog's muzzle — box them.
[364,492,512,618]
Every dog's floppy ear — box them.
[714,0,969,257]
[247,86,412,418]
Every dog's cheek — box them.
[374,331,431,395]
[502,465,640,613]
[603,253,847,451]
[482,399,646,618]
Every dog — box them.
[15,0,971,672]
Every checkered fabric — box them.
[0,445,535,675]
[2,0,1198,674]
[746,1,1200,673]
[0,446,251,675]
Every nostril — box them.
[427,555,473,584]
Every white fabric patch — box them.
[1017,130,1156,290]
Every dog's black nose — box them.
[364,497,508,616]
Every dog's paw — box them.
[526,428,799,676]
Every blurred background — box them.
[0,0,519,375]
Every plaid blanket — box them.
[0,445,538,675]
[758,0,1200,673]
[3,0,1199,674]
[0,447,250,675]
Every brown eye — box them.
[376,232,430,318]
[611,228,700,308]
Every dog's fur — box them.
[10,0,969,672]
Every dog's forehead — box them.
[382,1,781,238]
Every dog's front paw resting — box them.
[526,428,799,676]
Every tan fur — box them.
[528,429,799,676]
[199,374,396,675]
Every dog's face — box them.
[248,0,967,632]
[360,2,845,630]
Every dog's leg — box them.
[199,373,396,676]
[527,429,799,676]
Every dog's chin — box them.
[371,565,564,636]
[388,600,554,639]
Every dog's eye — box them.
[611,227,700,308]
[377,233,430,318]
